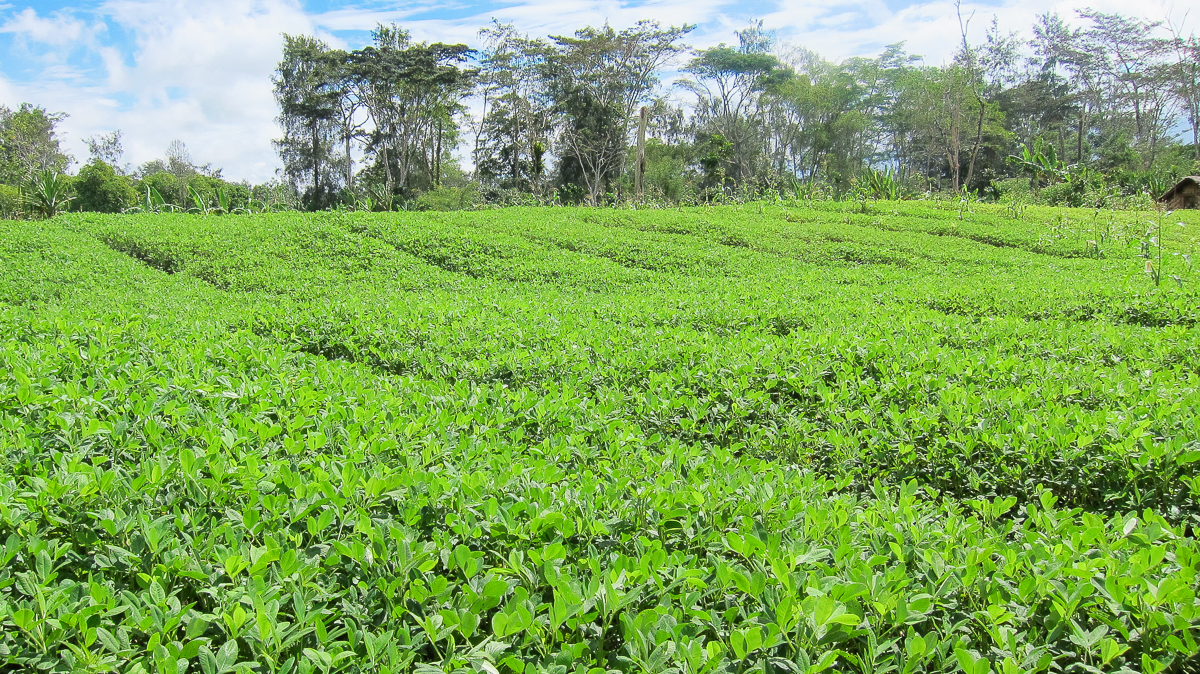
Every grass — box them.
[1,200,1198,673]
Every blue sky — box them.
[1,0,1192,182]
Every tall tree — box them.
[765,54,871,188]
[474,22,553,191]
[274,34,345,209]
[545,21,692,203]
[84,130,125,170]
[1163,17,1200,162]
[1079,10,1174,168]
[0,103,72,185]
[347,25,474,198]
[1032,13,1097,164]
[955,2,991,191]
[682,22,786,186]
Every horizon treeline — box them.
[2,8,1200,217]
[0,107,294,218]
[272,9,1200,209]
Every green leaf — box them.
[198,646,217,674]
[730,630,747,659]
[149,579,166,605]
[186,616,209,640]
[1099,638,1129,665]
[492,612,511,638]
[217,640,239,673]
[11,609,35,631]
[744,626,763,652]
[458,610,479,637]
[180,639,204,660]
[809,650,840,673]
[906,632,926,659]
[304,648,332,673]
[1176,450,1200,465]
[35,550,51,581]
[955,648,990,674]
[452,544,471,572]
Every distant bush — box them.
[138,171,182,206]
[75,161,137,213]
[1036,180,1086,208]
[993,177,1033,203]
[21,170,75,218]
[0,183,18,218]
[184,175,249,211]
[993,172,1155,211]
[415,185,478,211]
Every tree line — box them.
[0,107,295,218]
[276,9,1200,209]
[272,21,690,209]
[2,8,1198,218]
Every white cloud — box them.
[88,0,316,180]
[0,7,88,46]
[764,0,1198,65]
[2,0,316,182]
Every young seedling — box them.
[1006,201,1027,220]
[1142,208,1173,288]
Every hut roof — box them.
[1159,176,1200,202]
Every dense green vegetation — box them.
[1,202,1199,673]
[0,111,287,219]
[273,12,1200,209]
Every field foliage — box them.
[1,201,1199,674]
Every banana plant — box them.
[20,170,75,218]
[137,185,171,213]
[1005,139,1068,189]
[187,184,213,215]
[215,187,235,215]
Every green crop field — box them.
[1,201,1199,674]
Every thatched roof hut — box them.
[1159,177,1200,209]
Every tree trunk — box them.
[311,119,321,205]
[635,106,647,199]
[964,96,986,191]
[473,88,490,175]
[382,141,394,200]
[1132,83,1143,146]
[947,88,962,192]
[345,133,353,191]
[511,127,519,186]
[1194,117,1200,162]
[436,117,443,188]
[1077,104,1085,164]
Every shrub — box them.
[414,185,478,211]
[9,205,1200,674]
[75,160,137,213]
[21,170,74,217]
[0,183,18,218]
[138,171,183,206]
[1037,180,1085,208]
[993,177,1032,203]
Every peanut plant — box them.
[1,201,1198,673]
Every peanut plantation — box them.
[1,201,1199,674]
